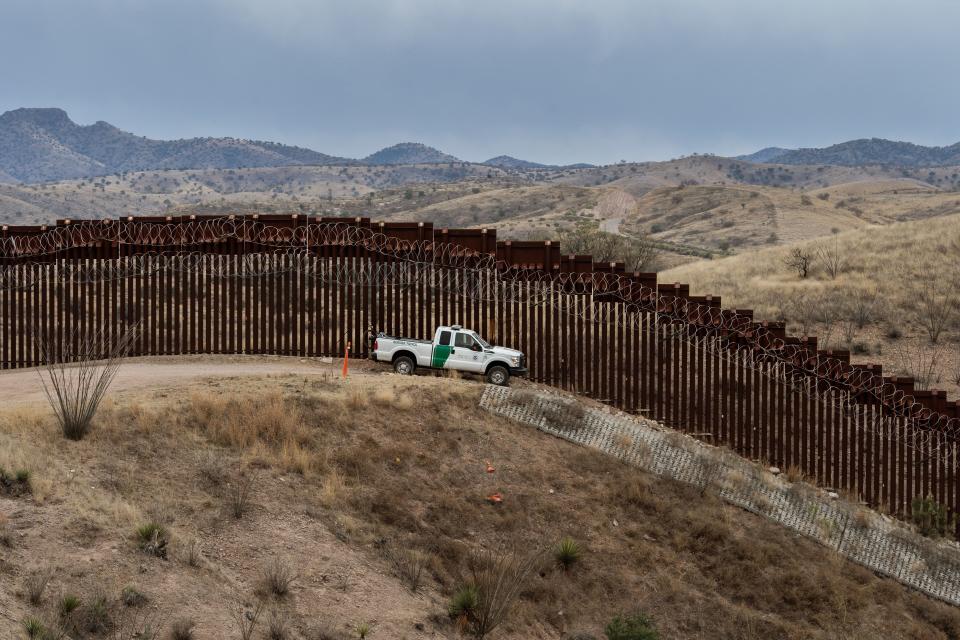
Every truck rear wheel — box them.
[487,365,509,386]
[394,356,415,375]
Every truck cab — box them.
[372,325,526,386]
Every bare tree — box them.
[816,237,848,280]
[913,278,958,344]
[840,286,881,344]
[893,342,943,390]
[785,247,814,279]
[810,293,843,350]
[36,323,139,440]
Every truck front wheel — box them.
[394,356,415,375]
[487,365,510,386]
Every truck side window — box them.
[454,333,474,349]
[439,331,451,346]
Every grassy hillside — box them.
[1,157,958,275]
[662,214,960,396]
[2,363,960,639]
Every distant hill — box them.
[740,138,960,167]
[736,147,791,163]
[362,142,461,165]
[0,108,351,182]
[483,155,549,169]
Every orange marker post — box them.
[342,341,351,378]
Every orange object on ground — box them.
[485,461,495,474]
[342,341,351,378]
[487,492,503,504]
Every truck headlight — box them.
[511,356,520,366]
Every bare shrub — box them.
[24,567,53,605]
[785,247,814,279]
[380,540,426,593]
[910,274,959,344]
[893,342,943,390]
[505,390,539,412]
[229,471,255,519]
[816,237,849,280]
[541,400,586,433]
[260,558,297,597]
[232,600,264,640]
[810,292,843,350]
[0,511,11,547]
[170,617,195,640]
[181,537,203,568]
[698,451,728,496]
[267,609,291,640]
[451,546,544,639]
[840,286,880,344]
[107,605,163,640]
[36,323,139,440]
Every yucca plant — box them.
[59,593,81,617]
[554,537,582,571]
[448,584,479,633]
[22,617,46,639]
[136,522,167,544]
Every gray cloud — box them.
[3,0,960,165]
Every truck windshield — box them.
[472,333,491,348]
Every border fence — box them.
[1,214,959,534]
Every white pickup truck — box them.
[371,325,527,385]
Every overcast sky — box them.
[3,0,960,165]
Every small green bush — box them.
[136,522,167,543]
[554,537,582,571]
[82,593,111,633]
[911,495,954,538]
[22,617,46,639]
[851,342,870,355]
[448,584,479,627]
[605,612,659,640]
[59,594,81,617]
[122,586,148,607]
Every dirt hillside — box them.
[2,357,959,639]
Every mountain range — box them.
[738,138,960,167]
[6,107,960,185]
[0,108,576,183]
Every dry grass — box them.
[663,214,960,396]
[23,567,53,605]
[260,558,297,598]
[2,372,960,639]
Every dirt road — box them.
[0,355,373,406]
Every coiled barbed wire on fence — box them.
[1,217,958,446]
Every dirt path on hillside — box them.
[0,355,381,406]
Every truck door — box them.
[447,331,485,373]
[431,330,453,368]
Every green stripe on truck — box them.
[431,344,452,368]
